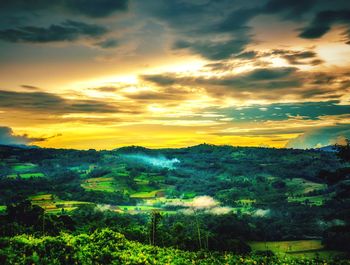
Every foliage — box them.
[1,229,349,265]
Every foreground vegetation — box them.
[1,228,349,265]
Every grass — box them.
[285,178,326,196]
[12,163,37,172]
[20,172,45,179]
[248,240,343,259]
[235,199,256,205]
[182,191,197,199]
[130,189,165,199]
[6,172,45,179]
[81,177,118,192]
[0,205,6,213]
[29,194,54,201]
[288,195,325,206]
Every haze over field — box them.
[1,0,350,149]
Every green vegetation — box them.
[81,177,118,192]
[0,205,6,213]
[0,143,349,264]
[1,229,349,265]
[12,163,37,172]
[29,193,92,213]
[130,189,165,199]
[248,240,344,259]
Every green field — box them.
[285,178,326,196]
[288,194,326,206]
[29,194,92,213]
[81,177,118,192]
[0,205,6,213]
[12,163,38,172]
[130,189,165,199]
[248,240,343,259]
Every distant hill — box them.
[315,145,337,152]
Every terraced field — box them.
[81,177,118,192]
[29,194,92,214]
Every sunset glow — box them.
[1,0,350,149]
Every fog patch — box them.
[123,154,180,169]
[95,204,113,212]
[166,196,232,215]
[318,219,346,229]
[253,209,271,217]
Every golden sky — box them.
[1,0,350,149]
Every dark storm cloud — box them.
[0,0,128,18]
[0,20,107,43]
[0,126,49,145]
[0,90,119,114]
[299,10,350,43]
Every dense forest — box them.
[0,143,349,264]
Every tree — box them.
[336,139,350,162]
[150,210,162,245]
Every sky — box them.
[1,0,350,149]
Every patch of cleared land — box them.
[81,177,118,192]
[248,240,342,259]
[130,189,165,199]
[29,194,92,214]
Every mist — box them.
[123,154,180,169]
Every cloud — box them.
[142,66,349,102]
[271,49,323,65]
[299,10,350,43]
[165,195,232,215]
[0,89,121,114]
[0,0,128,18]
[286,124,350,149]
[219,101,350,123]
[173,37,250,60]
[262,0,316,19]
[142,0,322,60]
[143,67,300,95]
[0,126,52,145]
[90,86,119,92]
[21,85,40,90]
[95,38,119,49]
[0,20,107,43]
